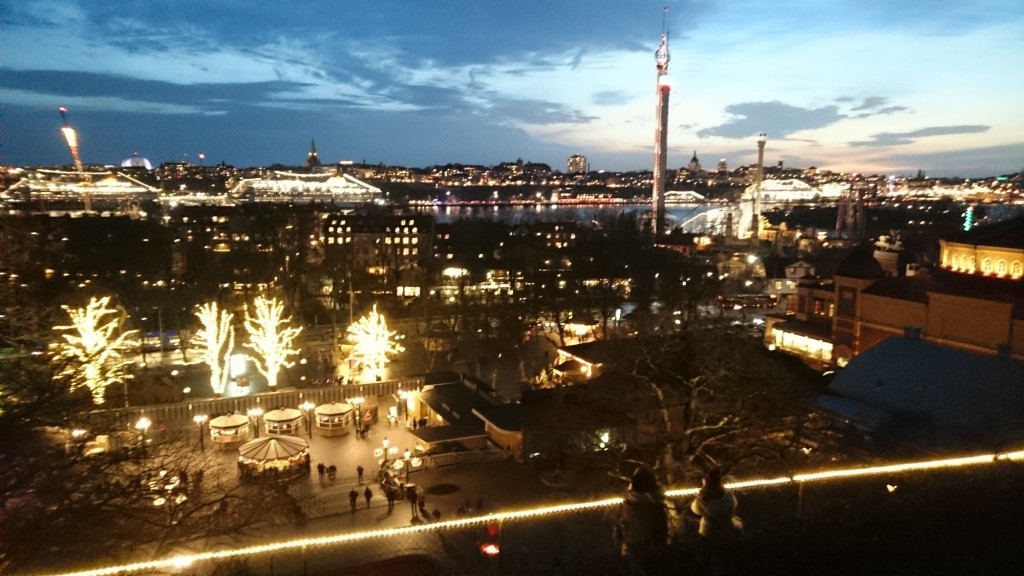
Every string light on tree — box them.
[191,302,234,395]
[50,296,138,405]
[345,304,404,381]
[243,294,302,388]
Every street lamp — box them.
[351,396,365,437]
[299,401,315,438]
[135,416,152,455]
[247,408,264,439]
[397,388,409,422]
[193,414,208,450]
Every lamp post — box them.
[299,401,315,438]
[351,396,365,437]
[247,408,264,439]
[397,388,409,422]
[403,449,412,482]
[193,414,208,450]
[135,416,152,456]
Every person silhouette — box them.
[349,489,358,512]
[614,465,670,574]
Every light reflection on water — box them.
[407,203,716,227]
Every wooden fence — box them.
[78,376,425,432]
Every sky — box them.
[2,0,1023,178]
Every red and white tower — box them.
[651,26,671,238]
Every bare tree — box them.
[50,296,140,405]
[191,302,235,395]
[242,294,303,388]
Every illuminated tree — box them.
[50,296,139,405]
[191,302,234,395]
[243,294,302,388]
[346,304,404,379]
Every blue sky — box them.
[3,0,1022,177]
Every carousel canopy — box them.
[263,408,302,422]
[238,435,308,462]
[210,414,249,428]
[314,402,353,416]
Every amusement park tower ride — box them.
[651,20,671,239]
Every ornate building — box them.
[765,216,1024,368]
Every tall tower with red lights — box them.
[651,25,671,239]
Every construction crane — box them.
[58,106,92,211]
[59,107,84,173]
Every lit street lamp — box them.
[400,449,422,482]
[299,401,315,438]
[193,414,208,450]
[135,416,152,455]
[247,408,264,439]
[351,396,365,437]
[397,388,409,422]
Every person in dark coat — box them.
[386,487,396,512]
[349,489,359,512]
[364,486,373,509]
[614,465,670,574]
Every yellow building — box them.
[766,216,1024,368]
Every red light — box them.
[480,543,500,556]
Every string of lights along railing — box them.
[41,448,1024,576]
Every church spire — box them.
[306,138,321,168]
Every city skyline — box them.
[3,1,1023,177]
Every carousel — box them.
[313,402,354,437]
[208,414,251,450]
[237,435,310,481]
[263,408,303,436]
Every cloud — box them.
[3,88,225,116]
[851,96,888,111]
[592,90,630,106]
[697,101,844,139]
[484,96,596,126]
[850,125,990,147]
[847,96,909,118]
[569,49,586,71]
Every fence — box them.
[78,376,425,432]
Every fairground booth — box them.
[263,408,303,436]
[208,414,251,450]
[314,402,354,437]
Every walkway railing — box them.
[37,448,1024,576]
